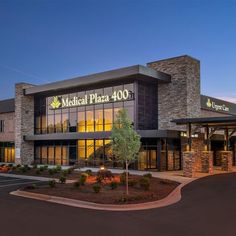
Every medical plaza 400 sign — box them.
[50,89,134,109]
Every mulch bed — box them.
[24,175,180,204]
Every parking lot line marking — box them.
[0,181,41,188]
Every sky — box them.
[0,0,236,102]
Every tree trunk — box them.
[126,160,129,195]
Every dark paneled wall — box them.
[137,82,158,129]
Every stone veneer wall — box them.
[15,83,35,165]
[147,55,201,130]
[0,112,15,142]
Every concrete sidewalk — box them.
[78,167,193,184]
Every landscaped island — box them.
[0,164,179,204]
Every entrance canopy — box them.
[172,116,236,151]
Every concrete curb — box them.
[10,180,193,211]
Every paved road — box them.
[0,173,236,236]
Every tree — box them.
[111,109,141,195]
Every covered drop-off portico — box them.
[172,116,236,177]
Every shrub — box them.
[128,179,138,187]
[8,164,13,168]
[16,164,21,168]
[93,183,101,193]
[143,173,152,179]
[139,177,150,191]
[79,173,87,185]
[43,165,48,171]
[55,165,62,172]
[39,166,45,172]
[24,165,31,171]
[35,169,41,175]
[97,169,113,181]
[25,184,37,190]
[59,176,66,184]
[85,169,92,176]
[48,168,55,175]
[73,181,80,188]
[32,164,38,169]
[48,180,56,188]
[110,181,118,190]
[19,166,27,173]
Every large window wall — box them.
[0,142,15,163]
[35,84,134,134]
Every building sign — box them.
[15,148,21,159]
[50,89,134,109]
[201,95,236,115]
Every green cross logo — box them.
[50,96,61,109]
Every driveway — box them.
[0,173,236,236]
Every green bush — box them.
[48,168,55,175]
[79,173,87,185]
[43,165,48,171]
[73,181,80,188]
[85,169,92,176]
[24,165,31,171]
[32,164,38,169]
[128,179,138,187]
[48,180,56,188]
[8,164,13,168]
[143,173,152,179]
[93,183,101,193]
[59,176,66,184]
[35,169,41,175]
[97,169,113,181]
[139,177,150,191]
[19,166,27,173]
[16,164,21,168]
[39,166,45,172]
[25,184,37,190]
[110,181,118,190]
[55,165,62,172]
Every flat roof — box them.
[0,98,15,114]
[25,65,171,96]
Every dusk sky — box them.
[0,0,236,101]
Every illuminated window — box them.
[78,111,85,132]
[95,109,103,131]
[86,110,94,132]
[104,108,113,131]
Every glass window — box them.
[35,116,41,134]
[86,110,94,132]
[48,146,55,165]
[41,146,48,164]
[55,146,61,165]
[62,113,69,132]
[95,109,103,131]
[62,146,69,165]
[104,108,113,131]
[41,115,46,134]
[55,114,62,133]
[47,115,54,133]
[78,140,86,159]
[69,112,77,132]
[78,110,85,132]
[86,140,95,160]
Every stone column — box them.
[183,151,197,178]
[15,83,35,165]
[147,55,201,131]
[201,151,213,174]
[220,151,233,171]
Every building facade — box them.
[1,55,236,171]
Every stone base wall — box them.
[183,151,197,178]
[201,151,213,174]
[167,151,174,171]
[220,151,233,171]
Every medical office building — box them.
[1,55,236,175]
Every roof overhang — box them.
[172,116,236,129]
[25,65,171,96]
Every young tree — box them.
[111,109,141,195]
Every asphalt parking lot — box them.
[0,173,236,236]
[0,176,42,189]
